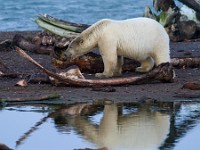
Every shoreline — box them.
[0,31,200,104]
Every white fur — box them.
[65,17,170,78]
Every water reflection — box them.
[50,101,200,150]
[1,101,200,150]
[52,103,171,150]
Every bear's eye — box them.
[80,38,84,44]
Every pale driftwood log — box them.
[171,57,200,68]
[52,50,140,73]
[154,0,200,13]
[52,50,200,72]
[1,94,61,103]
[13,33,76,55]
[178,0,200,13]
[13,34,53,54]
[38,14,89,33]
[16,47,175,87]
[52,41,200,71]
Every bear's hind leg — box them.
[136,57,154,73]
[154,51,170,66]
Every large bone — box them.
[15,47,175,87]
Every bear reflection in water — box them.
[52,102,174,150]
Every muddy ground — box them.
[0,31,200,104]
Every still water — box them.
[1,101,200,150]
[0,0,151,31]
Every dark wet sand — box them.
[0,31,200,104]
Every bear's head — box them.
[63,35,97,59]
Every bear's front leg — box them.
[95,52,118,78]
[113,56,123,76]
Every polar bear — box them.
[63,17,170,78]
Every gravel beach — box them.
[0,31,200,104]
